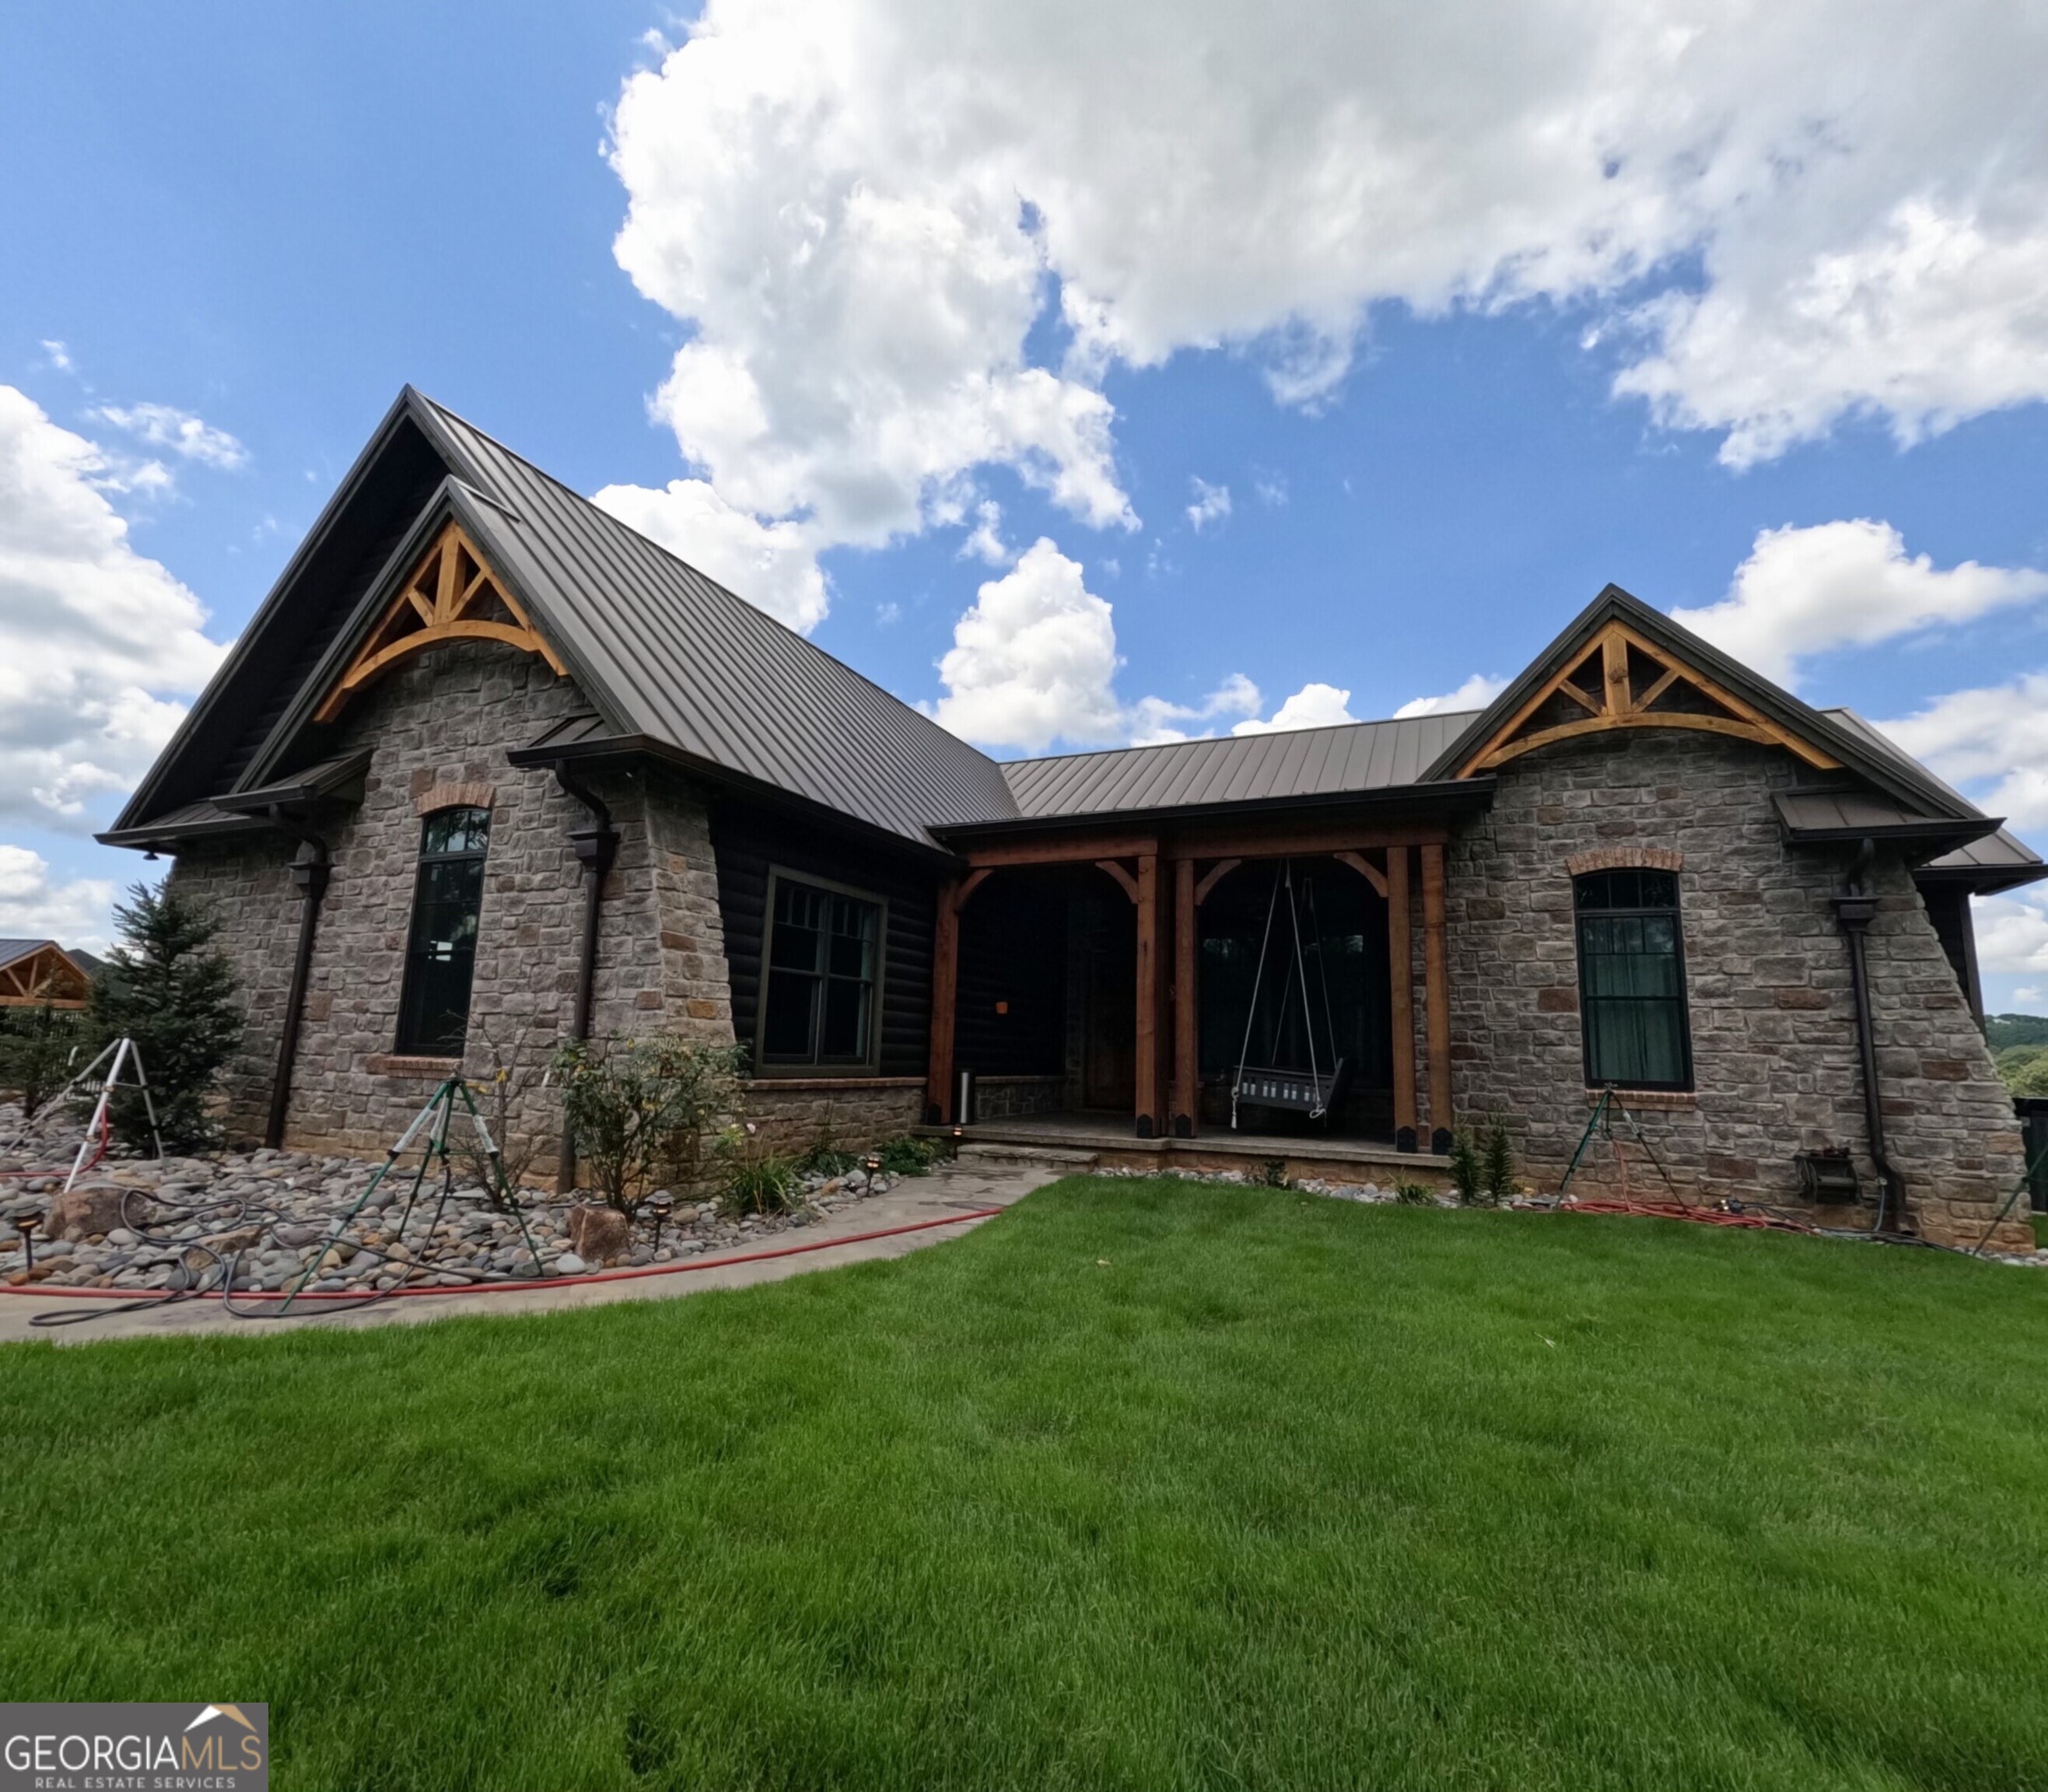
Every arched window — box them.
[396,806,491,1055]
[1574,868,1693,1090]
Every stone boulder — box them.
[565,1204,631,1267]
[42,1181,149,1242]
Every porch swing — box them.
[1230,859,1351,1128]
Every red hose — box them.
[0,1206,1006,1303]
[1553,1197,1809,1233]
[0,1107,109,1181]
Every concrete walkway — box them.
[0,1161,1057,1347]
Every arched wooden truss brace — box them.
[314,520,565,723]
[1455,620,1841,776]
[0,943,89,1010]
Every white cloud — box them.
[2014,985,2042,1007]
[1234,682,1360,736]
[1975,889,2048,979]
[1876,675,2048,833]
[591,477,828,632]
[40,341,72,373]
[1185,478,1231,532]
[928,537,1256,751]
[606,0,2048,578]
[0,387,225,828]
[1673,520,2048,688]
[1394,674,1508,719]
[960,499,1011,565]
[0,845,114,952]
[91,402,248,471]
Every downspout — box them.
[1833,837,1908,1234]
[551,764,618,1192]
[264,806,331,1151]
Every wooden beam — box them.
[1164,821,1448,862]
[1193,857,1241,905]
[1388,846,1417,1151]
[1174,856,1198,1137]
[1135,852,1161,1136]
[953,866,994,912]
[1634,663,1682,712]
[1095,858,1141,904]
[926,880,961,1125]
[961,833,1160,870]
[1422,842,1452,1154]
[1334,849,1387,897]
[1602,625,1632,716]
[1471,709,1792,771]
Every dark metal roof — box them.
[406,394,1019,847]
[1918,828,2047,892]
[0,939,50,970]
[1772,789,2001,849]
[996,712,1477,819]
[212,751,372,816]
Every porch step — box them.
[954,1140,1102,1171]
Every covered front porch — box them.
[923,810,1475,1153]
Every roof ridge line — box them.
[1005,708,1485,769]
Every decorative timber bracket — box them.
[1454,619,1842,777]
[315,520,564,723]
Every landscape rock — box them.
[566,1204,631,1265]
[42,1181,147,1242]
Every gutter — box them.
[1833,837,1908,1234]
[548,761,618,1192]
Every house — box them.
[103,388,2043,1250]
[0,940,95,1010]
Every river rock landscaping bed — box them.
[0,1104,905,1294]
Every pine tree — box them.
[0,1003,83,1119]
[1483,1120,1516,1203]
[86,883,243,1153]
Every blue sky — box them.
[5,0,2048,1007]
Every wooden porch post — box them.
[1422,841,1453,1154]
[926,877,960,1125]
[1135,852,1161,1136]
[1388,845,1418,1151]
[1173,856,1198,1136]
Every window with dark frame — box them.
[758,872,882,1070]
[394,806,491,1057]
[1573,867,1693,1090]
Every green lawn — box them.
[6,1179,2048,1791]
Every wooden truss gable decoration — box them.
[1455,619,1841,776]
[0,943,89,1010]
[314,520,565,723]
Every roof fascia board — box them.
[114,387,461,831]
[1915,863,2048,894]
[96,812,271,851]
[934,775,1499,842]
[504,733,961,867]
[1423,585,1974,821]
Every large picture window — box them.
[758,871,883,1070]
[395,806,491,1056]
[1574,868,1693,1090]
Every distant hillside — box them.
[1988,1014,2048,1052]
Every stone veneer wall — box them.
[737,1080,926,1157]
[1442,729,2030,1250]
[167,642,733,1165]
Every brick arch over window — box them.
[1566,845,1683,877]
[412,779,495,818]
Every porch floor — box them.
[922,1111,1453,1182]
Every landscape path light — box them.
[647,1192,674,1251]
[15,1212,36,1274]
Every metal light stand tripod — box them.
[1559,1085,1679,1202]
[0,1035,168,1187]
[278,1073,544,1311]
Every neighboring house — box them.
[103,389,2043,1249]
[0,940,94,1010]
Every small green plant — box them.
[1393,1179,1436,1206]
[794,1104,859,1178]
[86,882,242,1153]
[1448,1127,1485,1204]
[1258,1157,1290,1188]
[877,1134,943,1176]
[552,1034,745,1215]
[1482,1119,1517,1202]
[718,1122,801,1216]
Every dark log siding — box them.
[955,871,1070,1076]
[709,799,938,1078]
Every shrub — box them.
[718,1125,801,1216]
[1448,1128,1485,1204]
[1258,1157,1290,1188]
[552,1034,745,1216]
[459,1014,552,1205]
[796,1105,859,1178]
[877,1134,943,1176]
[1393,1179,1436,1206]
[1482,1120,1517,1202]
[85,883,242,1154]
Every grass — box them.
[6,1178,2048,1790]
